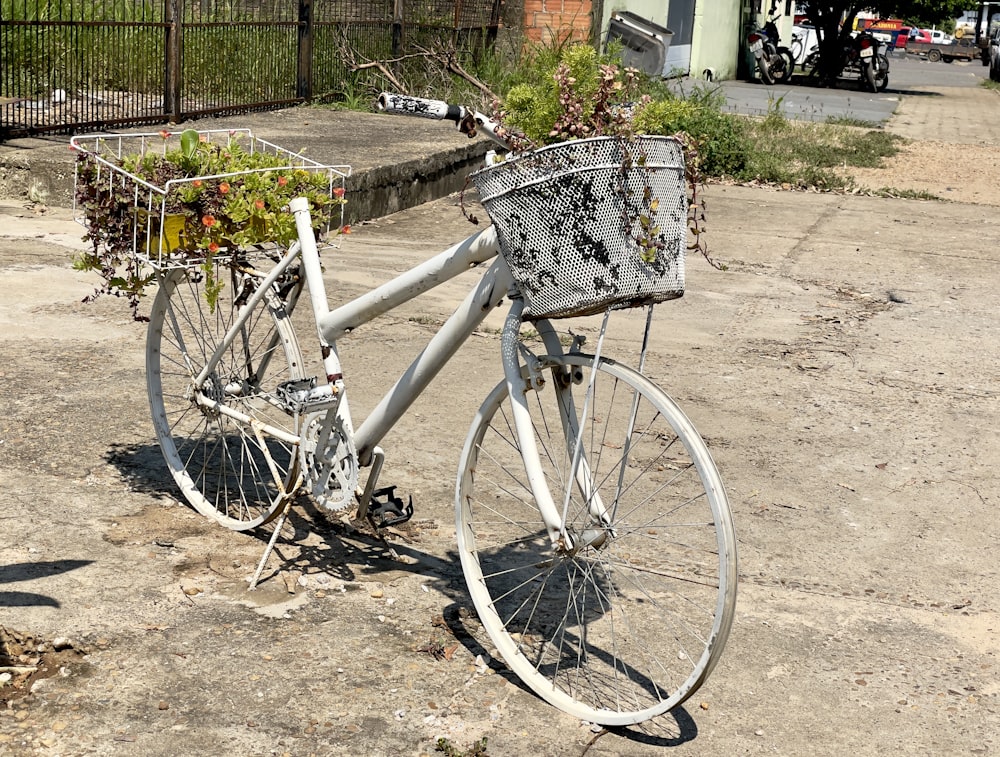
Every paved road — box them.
[715,52,990,124]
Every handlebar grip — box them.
[377,92,465,123]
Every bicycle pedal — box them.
[276,377,341,413]
[368,485,414,529]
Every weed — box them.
[409,315,444,327]
[436,735,489,757]
[980,78,1000,92]
[826,115,882,129]
[871,187,941,200]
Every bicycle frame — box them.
[185,198,614,550]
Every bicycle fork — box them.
[499,300,614,555]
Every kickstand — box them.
[248,496,294,591]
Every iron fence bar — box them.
[165,0,182,123]
[0,0,506,140]
[297,0,313,100]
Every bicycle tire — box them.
[863,61,878,92]
[146,264,305,531]
[774,48,795,82]
[455,352,738,725]
[876,55,890,91]
[757,53,775,84]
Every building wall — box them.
[522,0,594,44]
[521,0,747,81]
[692,0,744,80]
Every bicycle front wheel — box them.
[456,353,737,725]
[146,264,305,531]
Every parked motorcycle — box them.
[853,30,889,91]
[804,30,889,92]
[747,17,795,85]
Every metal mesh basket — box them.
[471,135,686,320]
[70,129,351,270]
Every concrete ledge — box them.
[0,106,491,220]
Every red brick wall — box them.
[522,0,593,44]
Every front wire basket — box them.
[70,129,351,270]
[472,135,687,320]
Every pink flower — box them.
[333,187,346,199]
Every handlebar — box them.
[376,92,513,149]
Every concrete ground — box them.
[1,63,999,756]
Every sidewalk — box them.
[2,71,1000,756]
[0,107,490,222]
[2,177,999,757]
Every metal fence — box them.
[0,0,504,140]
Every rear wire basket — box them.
[471,135,687,320]
[70,129,351,270]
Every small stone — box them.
[755,729,764,736]
[182,586,202,596]
[158,701,169,711]
[51,721,68,732]
[700,701,710,710]
[315,591,327,598]
[370,588,384,599]
[52,637,73,651]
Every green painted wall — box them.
[597,0,748,81]
[691,0,744,80]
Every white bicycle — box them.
[113,95,738,726]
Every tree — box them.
[796,0,967,83]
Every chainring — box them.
[300,410,359,512]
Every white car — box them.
[928,29,953,44]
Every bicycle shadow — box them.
[104,440,699,749]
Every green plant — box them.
[487,44,717,268]
[74,128,346,319]
[435,736,489,757]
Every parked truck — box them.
[906,34,989,64]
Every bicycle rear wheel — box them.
[456,353,737,725]
[146,264,305,531]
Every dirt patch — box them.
[0,627,89,705]
[841,138,1000,204]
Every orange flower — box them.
[340,225,352,235]
[193,179,202,188]
[208,242,219,253]
[277,176,288,187]
[159,130,171,140]
[254,199,265,210]
[219,182,230,194]
[202,215,216,227]
[333,187,346,199]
